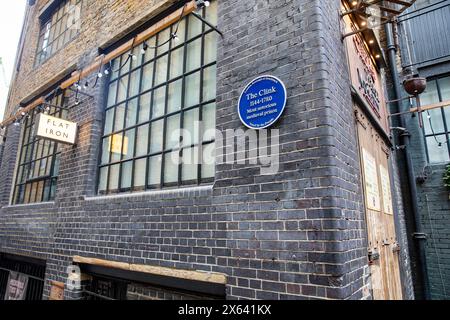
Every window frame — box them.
[97,3,217,195]
[12,90,68,205]
[34,0,83,66]
[421,74,450,164]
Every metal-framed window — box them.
[12,91,68,205]
[421,74,450,163]
[98,1,217,195]
[35,0,82,66]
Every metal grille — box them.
[84,276,128,301]
[0,255,46,301]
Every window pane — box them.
[202,103,216,141]
[142,63,154,92]
[148,155,162,186]
[123,129,136,160]
[129,69,140,97]
[202,143,215,179]
[110,134,123,163]
[185,72,200,108]
[164,151,179,184]
[186,39,201,72]
[167,79,182,113]
[117,76,128,103]
[423,108,445,135]
[170,47,184,79]
[150,120,164,154]
[183,108,199,146]
[101,138,111,164]
[205,0,218,27]
[155,54,168,85]
[139,93,151,123]
[182,147,198,182]
[421,80,439,105]
[166,114,181,150]
[427,136,450,163]
[152,86,166,119]
[107,81,117,107]
[121,161,133,189]
[134,158,147,188]
[143,36,156,63]
[204,32,217,65]
[136,125,149,157]
[126,98,138,127]
[104,109,114,134]
[203,65,217,102]
[157,27,171,55]
[109,164,120,191]
[187,14,202,40]
[439,77,450,100]
[114,104,126,132]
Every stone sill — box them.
[83,185,214,203]
[2,201,55,210]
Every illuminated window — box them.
[35,0,82,66]
[421,75,450,164]
[12,91,68,204]
[98,2,217,194]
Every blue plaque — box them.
[238,75,287,130]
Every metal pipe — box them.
[385,21,431,300]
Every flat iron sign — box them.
[238,75,287,130]
[36,114,78,145]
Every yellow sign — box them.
[36,114,78,145]
[362,148,381,211]
[109,134,128,155]
[380,165,394,215]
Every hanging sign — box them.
[36,114,78,145]
[238,75,287,130]
[4,271,29,300]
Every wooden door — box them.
[355,108,403,300]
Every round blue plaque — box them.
[238,75,287,130]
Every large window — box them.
[35,0,82,66]
[421,75,450,163]
[98,2,217,194]
[12,91,68,204]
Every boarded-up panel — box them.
[355,107,403,300]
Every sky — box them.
[0,0,27,121]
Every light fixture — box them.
[369,39,375,45]
[360,20,367,27]
[172,33,179,42]
[375,54,381,59]
[104,69,110,75]
[351,1,358,6]
[130,53,137,61]
[141,42,149,55]
[97,72,103,78]
[83,81,89,90]
[196,0,210,9]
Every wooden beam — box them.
[73,256,227,285]
[389,100,450,117]
[60,0,196,90]
[1,1,197,128]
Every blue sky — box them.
[0,0,27,121]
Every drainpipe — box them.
[385,22,430,300]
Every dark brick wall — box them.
[0,0,416,300]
